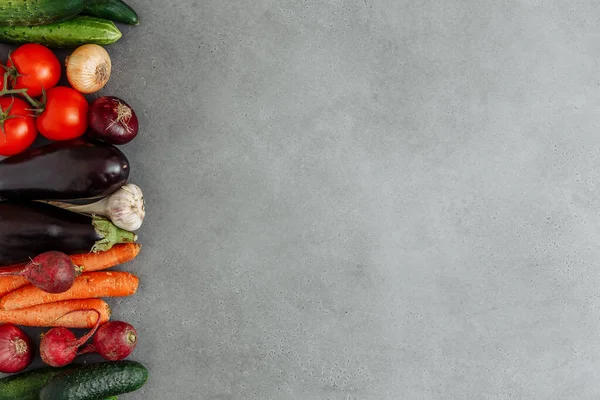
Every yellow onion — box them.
[66,44,112,94]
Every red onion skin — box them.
[88,96,139,145]
[0,251,78,294]
[0,324,33,373]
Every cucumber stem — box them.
[91,215,137,252]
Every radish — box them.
[80,321,137,361]
[40,309,100,367]
[0,251,79,294]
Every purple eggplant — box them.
[0,201,137,265]
[0,139,130,202]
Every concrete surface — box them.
[4,0,600,399]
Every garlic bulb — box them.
[66,44,112,94]
[101,184,145,231]
[46,184,145,231]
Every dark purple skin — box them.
[0,202,104,265]
[88,96,139,145]
[0,139,129,202]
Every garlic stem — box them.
[44,184,145,232]
[46,197,111,215]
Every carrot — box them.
[70,243,142,273]
[0,271,139,310]
[0,243,141,298]
[0,276,29,298]
[0,299,110,328]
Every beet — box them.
[0,251,78,294]
[96,321,137,360]
[40,310,101,367]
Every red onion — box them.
[0,324,33,373]
[0,251,79,294]
[88,96,139,145]
[80,321,137,361]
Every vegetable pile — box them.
[0,1,149,398]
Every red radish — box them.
[39,309,100,367]
[80,321,137,361]
[0,251,79,294]
[0,324,33,373]
[88,96,139,145]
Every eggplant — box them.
[0,201,137,265]
[0,139,130,202]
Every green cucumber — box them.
[83,0,139,25]
[39,360,148,400]
[0,0,84,27]
[0,366,118,400]
[0,16,122,48]
[0,366,75,400]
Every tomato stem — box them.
[0,71,43,110]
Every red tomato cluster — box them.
[0,44,90,156]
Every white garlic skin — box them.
[107,184,145,231]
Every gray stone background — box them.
[4,0,600,399]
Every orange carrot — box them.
[70,243,142,273]
[0,271,139,310]
[0,243,141,298]
[0,276,29,298]
[0,299,110,328]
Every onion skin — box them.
[88,96,139,145]
[66,44,111,94]
[0,324,33,373]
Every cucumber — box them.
[0,0,84,27]
[0,16,122,48]
[83,0,139,25]
[0,366,118,400]
[0,366,75,400]
[39,360,148,400]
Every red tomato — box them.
[7,44,61,98]
[0,96,37,156]
[37,87,89,141]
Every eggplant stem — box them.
[91,215,137,252]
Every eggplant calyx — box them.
[91,215,138,252]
